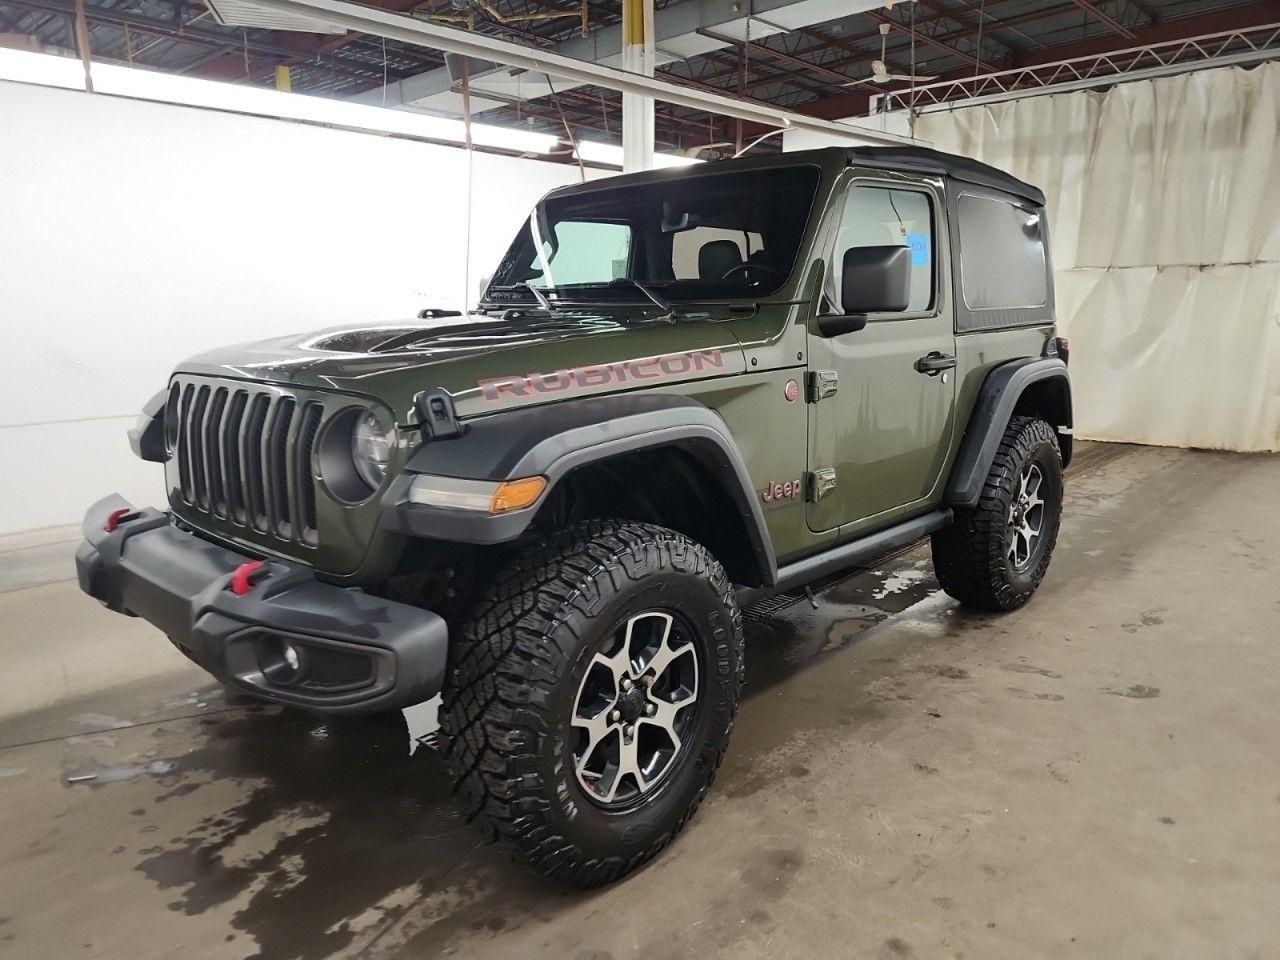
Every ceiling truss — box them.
[874,18,1280,112]
[1,0,1276,155]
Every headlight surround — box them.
[317,406,396,503]
[128,387,171,463]
[350,410,394,491]
[164,384,181,452]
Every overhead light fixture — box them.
[575,140,702,170]
[204,0,346,34]
[0,48,559,154]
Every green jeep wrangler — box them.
[78,146,1071,886]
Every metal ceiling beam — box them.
[691,0,1141,111]
[866,8,983,69]
[884,24,1280,113]
[0,0,394,81]
[1070,0,1137,40]
[1005,1,1280,66]
[913,0,1021,55]
[1128,0,1159,25]
[364,0,882,117]
[679,23,913,94]
[698,44,834,99]
[799,1,1280,119]
[793,1,1132,72]
[231,0,918,144]
[697,26,856,88]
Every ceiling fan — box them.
[845,22,938,87]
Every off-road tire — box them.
[440,519,744,887]
[932,416,1063,612]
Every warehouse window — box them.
[957,194,1048,310]
[831,186,934,314]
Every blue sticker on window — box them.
[906,232,930,267]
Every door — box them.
[807,176,957,534]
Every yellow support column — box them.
[274,65,292,92]
[620,0,655,172]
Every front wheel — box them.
[440,520,744,887]
[932,416,1064,611]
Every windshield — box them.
[485,165,822,305]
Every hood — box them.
[175,311,748,421]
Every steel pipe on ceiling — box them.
[234,0,918,146]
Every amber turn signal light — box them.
[490,476,548,513]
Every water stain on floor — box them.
[87,545,955,959]
[7,443,1278,960]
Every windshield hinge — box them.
[808,468,838,502]
[806,370,838,402]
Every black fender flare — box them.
[381,394,778,587]
[945,357,1072,509]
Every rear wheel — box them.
[440,520,743,887]
[932,416,1063,611]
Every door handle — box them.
[915,352,957,376]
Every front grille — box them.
[169,378,324,547]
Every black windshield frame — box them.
[485,164,823,306]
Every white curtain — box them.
[917,63,1280,452]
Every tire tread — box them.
[440,519,743,887]
[932,416,1062,611]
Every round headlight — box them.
[351,410,393,490]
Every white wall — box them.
[0,81,597,535]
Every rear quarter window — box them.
[957,194,1048,310]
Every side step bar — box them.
[738,509,952,607]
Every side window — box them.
[527,220,633,287]
[832,185,934,314]
[956,194,1047,310]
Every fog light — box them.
[257,634,306,687]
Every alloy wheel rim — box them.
[1007,462,1046,570]
[571,610,700,807]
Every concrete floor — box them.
[1,442,1277,959]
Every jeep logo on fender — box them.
[478,348,725,402]
[762,478,802,502]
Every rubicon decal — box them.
[762,478,802,502]
[478,348,726,402]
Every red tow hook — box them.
[229,560,267,596]
[104,508,137,533]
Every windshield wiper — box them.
[628,279,674,317]
[589,279,717,323]
[489,279,715,322]
[481,283,564,315]
[523,282,563,315]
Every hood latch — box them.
[410,388,465,440]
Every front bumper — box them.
[76,494,448,714]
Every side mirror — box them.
[817,245,911,338]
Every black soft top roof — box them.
[544,144,1044,207]
[834,145,1044,205]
